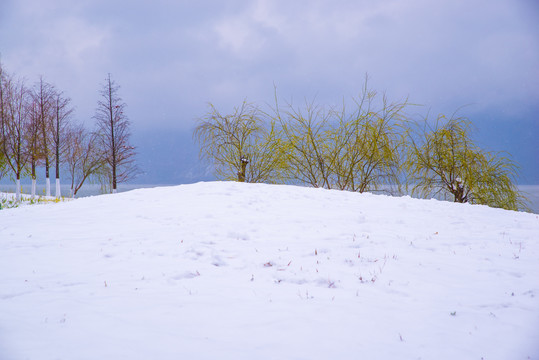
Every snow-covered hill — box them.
[1,182,538,359]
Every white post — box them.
[55,178,61,198]
[16,179,21,202]
[31,178,37,199]
[45,177,51,197]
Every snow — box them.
[1,181,538,360]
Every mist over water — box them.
[519,185,539,214]
[0,183,174,199]
[1,183,538,214]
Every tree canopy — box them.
[406,115,526,211]
[194,84,528,212]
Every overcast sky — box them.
[1,0,538,183]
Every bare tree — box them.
[0,73,31,201]
[51,92,73,198]
[93,74,138,193]
[25,100,43,198]
[0,62,8,181]
[32,76,56,196]
[65,123,105,197]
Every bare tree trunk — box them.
[35,77,55,197]
[31,162,36,199]
[52,93,73,199]
[106,76,117,192]
[238,156,249,182]
[43,121,50,197]
[55,98,61,198]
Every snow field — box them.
[1,181,538,359]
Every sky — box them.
[0,0,538,183]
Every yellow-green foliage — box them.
[275,86,408,193]
[276,99,333,188]
[193,102,288,183]
[1,194,69,209]
[328,91,408,193]
[406,115,526,211]
[194,86,527,212]
[195,80,409,195]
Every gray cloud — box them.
[2,0,537,127]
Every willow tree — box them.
[330,92,408,193]
[275,99,333,188]
[274,81,409,193]
[93,74,138,193]
[406,114,526,211]
[194,101,287,183]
